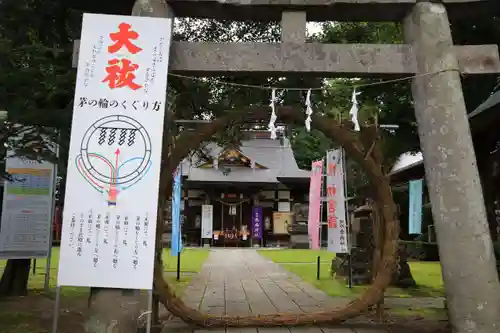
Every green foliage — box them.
[318,22,418,166]
[450,8,500,108]
[2,0,500,189]
[290,128,332,170]
[170,19,282,121]
[0,0,82,177]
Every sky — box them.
[307,22,323,37]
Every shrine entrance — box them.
[73,0,500,330]
[150,0,500,328]
[156,107,398,327]
[214,192,251,247]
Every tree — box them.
[290,128,331,170]
[0,0,79,296]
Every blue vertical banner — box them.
[171,165,183,255]
[408,179,423,234]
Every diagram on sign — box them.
[75,115,152,206]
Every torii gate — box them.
[72,0,500,331]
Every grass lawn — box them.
[259,249,444,298]
[162,248,210,294]
[258,248,335,264]
[0,247,210,333]
[0,247,210,296]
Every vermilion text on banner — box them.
[103,59,142,90]
[327,162,338,228]
[102,23,143,91]
[327,163,337,176]
[108,23,142,54]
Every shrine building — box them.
[162,130,311,247]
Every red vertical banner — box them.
[307,160,323,249]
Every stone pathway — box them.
[162,249,443,333]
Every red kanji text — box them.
[108,23,142,54]
[326,185,336,197]
[102,58,142,90]
[328,214,337,228]
[327,163,337,176]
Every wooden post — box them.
[404,2,500,332]
[371,201,385,322]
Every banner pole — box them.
[45,134,60,293]
[341,147,353,288]
[319,157,327,248]
[176,163,182,281]
[146,289,153,333]
[51,286,61,333]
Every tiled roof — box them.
[390,91,500,175]
[181,134,310,183]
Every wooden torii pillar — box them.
[73,0,500,332]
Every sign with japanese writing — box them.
[307,160,323,249]
[0,154,56,259]
[57,13,172,289]
[326,149,348,253]
[251,206,263,240]
[201,205,213,239]
[408,179,423,234]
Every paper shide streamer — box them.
[349,88,361,132]
[305,89,312,132]
[268,88,277,139]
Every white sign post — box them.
[57,13,172,290]
[326,149,349,253]
[0,155,56,259]
[201,205,213,239]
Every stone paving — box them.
[162,249,443,333]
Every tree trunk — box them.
[0,259,31,296]
[84,289,145,333]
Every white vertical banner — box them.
[57,13,172,289]
[0,154,56,259]
[201,205,213,239]
[326,149,348,253]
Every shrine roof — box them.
[69,0,485,21]
[181,133,310,183]
[390,90,500,181]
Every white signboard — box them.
[57,13,172,289]
[201,205,213,239]
[278,201,291,212]
[0,155,56,259]
[326,149,349,253]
